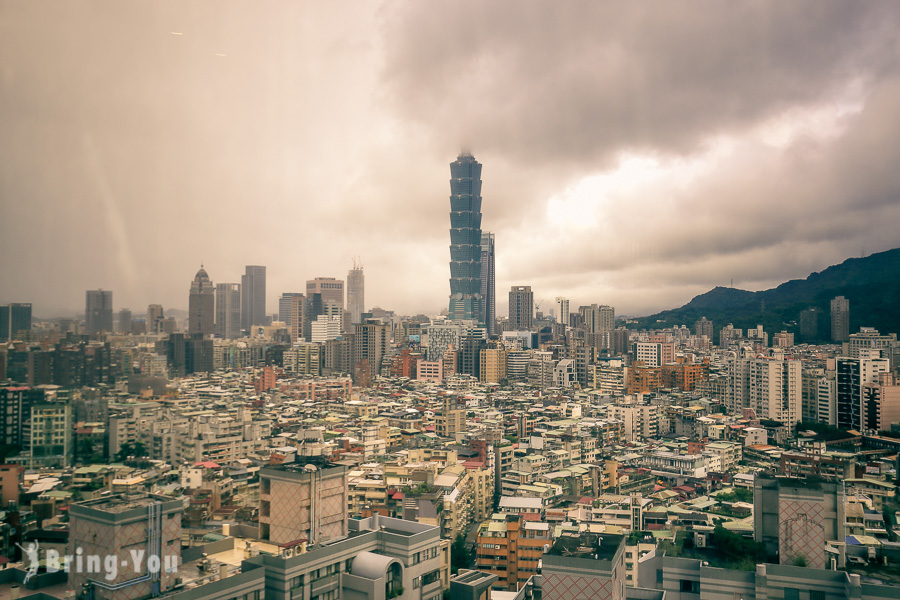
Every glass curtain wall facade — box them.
[448,153,483,321]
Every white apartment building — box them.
[748,356,802,426]
[311,314,342,343]
[642,451,707,480]
[608,403,659,442]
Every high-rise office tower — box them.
[188,266,215,336]
[306,277,344,308]
[215,283,241,339]
[279,292,305,341]
[448,153,483,321]
[116,309,132,334]
[85,290,113,334]
[0,303,32,342]
[307,277,344,332]
[508,286,534,330]
[830,296,849,342]
[241,265,267,331]
[555,297,569,328]
[303,293,323,342]
[347,260,365,326]
[480,232,496,334]
[147,304,165,334]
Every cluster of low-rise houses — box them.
[1,318,900,600]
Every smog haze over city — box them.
[3,2,900,318]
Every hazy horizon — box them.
[3,2,900,320]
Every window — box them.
[680,580,699,593]
[784,589,799,600]
[809,592,825,600]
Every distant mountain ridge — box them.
[633,247,900,341]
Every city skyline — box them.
[3,3,900,318]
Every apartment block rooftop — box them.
[548,532,624,561]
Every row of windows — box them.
[410,545,440,565]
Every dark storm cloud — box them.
[381,1,899,168]
[378,1,900,314]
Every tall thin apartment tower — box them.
[555,298,570,328]
[279,292,305,342]
[241,265,267,331]
[830,296,849,342]
[215,283,241,339]
[85,290,113,334]
[347,259,365,325]
[480,232,496,335]
[509,286,534,331]
[448,153,483,321]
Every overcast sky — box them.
[2,2,900,320]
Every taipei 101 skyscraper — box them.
[448,153,484,321]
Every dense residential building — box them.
[638,555,896,600]
[580,304,615,339]
[475,514,551,590]
[241,264,267,330]
[311,314,342,343]
[694,316,713,340]
[448,153,484,322]
[427,322,464,361]
[632,342,675,368]
[836,352,890,431]
[188,266,215,336]
[754,474,844,569]
[748,355,802,426]
[846,328,897,362]
[68,495,183,600]
[435,396,465,439]
[353,320,389,385]
[248,514,444,600]
[862,372,900,431]
[480,347,507,384]
[24,401,72,467]
[259,461,349,545]
[85,289,113,334]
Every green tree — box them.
[710,524,766,564]
[450,534,472,575]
